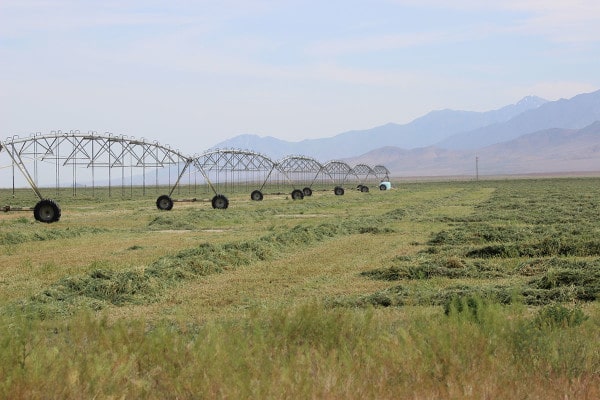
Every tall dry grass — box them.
[0,301,598,399]
[1,178,599,398]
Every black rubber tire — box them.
[357,184,364,190]
[33,199,61,223]
[302,187,312,197]
[291,189,304,200]
[360,185,369,193]
[211,194,229,209]
[250,190,264,201]
[334,186,345,196]
[379,184,387,191]
[156,195,174,210]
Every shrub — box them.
[533,304,588,329]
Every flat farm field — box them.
[1,178,599,399]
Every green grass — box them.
[0,178,599,398]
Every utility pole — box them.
[475,156,479,181]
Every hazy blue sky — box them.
[1,0,599,152]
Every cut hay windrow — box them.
[353,179,600,309]
[5,212,400,319]
[340,260,600,308]
[0,226,107,245]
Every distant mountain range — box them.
[214,89,600,176]
[347,122,600,177]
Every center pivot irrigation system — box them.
[1,131,391,223]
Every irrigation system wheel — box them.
[156,195,174,210]
[379,184,387,190]
[302,187,312,197]
[33,199,61,223]
[334,186,345,196]
[250,190,264,201]
[211,194,229,209]
[360,185,369,193]
[291,189,304,200]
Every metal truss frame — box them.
[350,163,378,184]
[191,148,278,195]
[321,160,358,185]
[276,155,323,189]
[1,130,192,199]
[373,165,391,181]
[1,131,392,220]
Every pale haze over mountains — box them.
[214,89,600,177]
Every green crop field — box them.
[1,178,599,399]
